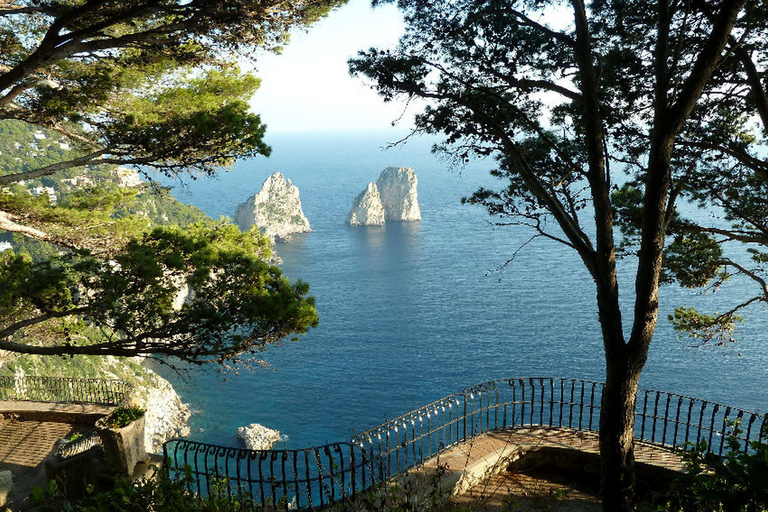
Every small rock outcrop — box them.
[347,167,420,226]
[233,172,311,242]
[236,423,280,450]
[347,183,386,226]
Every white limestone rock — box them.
[233,172,311,242]
[347,182,386,226]
[134,370,191,454]
[376,167,421,221]
[236,423,280,451]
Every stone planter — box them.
[97,415,146,476]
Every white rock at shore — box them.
[376,167,421,221]
[233,172,311,242]
[236,423,280,450]
[347,182,386,226]
[135,370,191,454]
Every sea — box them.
[156,131,768,451]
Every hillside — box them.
[0,119,213,259]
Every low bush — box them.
[660,419,768,512]
[101,406,145,429]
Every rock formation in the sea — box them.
[377,167,421,221]
[236,423,281,450]
[346,182,386,226]
[233,172,311,242]
[347,167,420,226]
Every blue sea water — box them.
[158,131,768,451]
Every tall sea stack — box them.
[347,167,421,226]
[233,172,311,242]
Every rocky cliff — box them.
[233,172,311,242]
[135,370,191,454]
[347,167,421,225]
[346,182,386,226]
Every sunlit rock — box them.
[236,423,280,450]
[233,172,311,242]
[376,166,421,221]
[347,182,386,226]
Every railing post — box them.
[463,392,468,441]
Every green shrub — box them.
[32,468,259,512]
[102,406,145,429]
[661,419,768,512]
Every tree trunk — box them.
[599,363,641,512]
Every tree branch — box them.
[0,150,107,185]
[0,307,91,340]
[665,0,748,136]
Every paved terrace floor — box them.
[400,427,687,511]
[0,401,113,509]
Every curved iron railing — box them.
[0,375,132,406]
[163,439,376,510]
[163,377,767,511]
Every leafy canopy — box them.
[0,222,319,367]
[1,0,346,180]
[0,0,345,365]
[352,1,764,508]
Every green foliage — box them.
[663,232,724,289]
[0,0,348,180]
[670,308,743,347]
[117,187,214,228]
[33,469,260,512]
[0,120,71,176]
[661,420,768,512]
[0,222,317,366]
[102,406,145,429]
[0,1,342,368]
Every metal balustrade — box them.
[163,377,767,511]
[163,439,376,510]
[0,375,132,406]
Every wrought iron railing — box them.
[163,439,376,510]
[163,377,767,511]
[0,375,132,406]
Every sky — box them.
[247,0,410,133]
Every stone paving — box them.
[0,418,73,468]
[401,427,687,511]
[0,401,113,509]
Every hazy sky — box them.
[248,0,411,133]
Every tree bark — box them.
[599,359,642,512]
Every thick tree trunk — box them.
[599,364,641,512]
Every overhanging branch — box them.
[0,150,107,185]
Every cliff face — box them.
[347,167,421,226]
[377,167,421,221]
[137,371,191,454]
[233,172,311,242]
[346,182,385,226]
